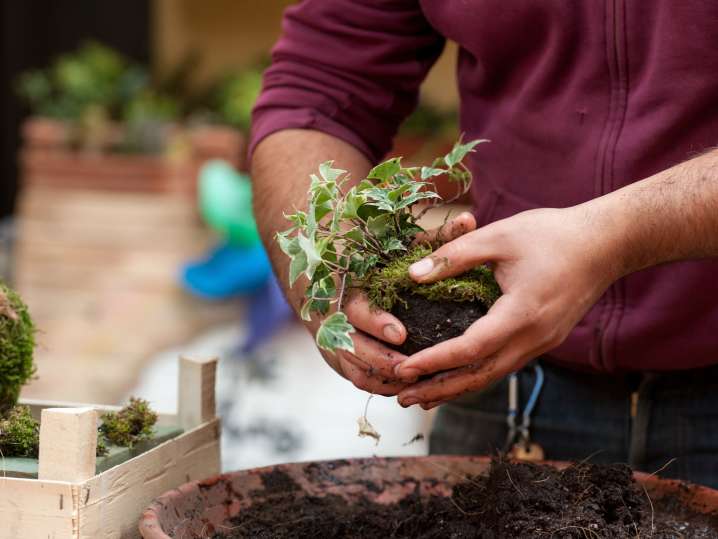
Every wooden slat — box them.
[39,408,98,483]
[0,477,77,539]
[78,418,221,539]
[178,356,217,430]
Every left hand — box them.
[394,205,622,409]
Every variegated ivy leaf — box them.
[297,232,323,281]
[349,253,379,278]
[319,161,347,183]
[344,226,364,244]
[342,187,367,220]
[277,232,309,286]
[288,249,308,286]
[367,158,402,182]
[395,189,441,210]
[366,213,393,238]
[382,237,407,254]
[316,312,355,353]
[300,275,336,321]
[444,138,488,168]
[420,166,445,179]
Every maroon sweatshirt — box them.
[251,1,718,373]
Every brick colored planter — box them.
[20,118,245,196]
[139,456,718,539]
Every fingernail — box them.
[382,324,402,344]
[395,365,421,380]
[409,258,434,278]
[400,397,419,407]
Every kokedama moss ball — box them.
[0,405,40,458]
[100,397,158,448]
[0,282,36,415]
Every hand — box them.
[305,212,479,396]
[394,206,622,408]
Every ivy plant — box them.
[277,138,488,354]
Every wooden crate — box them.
[0,356,221,539]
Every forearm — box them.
[587,149,718,278]
[251,129,372,311]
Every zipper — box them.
[592,0,629,371]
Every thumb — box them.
[409,227,497,283]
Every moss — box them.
[364,246,502,311]
[0,282,36,415]
[96,431,108,457]
[99,397,158,448]
[0,405,40,458]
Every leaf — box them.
[299,297,314,322]
[344,226,364,244]
[395,190,441,210]
[382,237,406,254]
[363,188,395,212]
[366,214,393,238]
[342,187,366,220]
[444,138,488,167]
[367,158,402,182]
[420,166,445,179]
[288,250,308,286]
[319,161,347,182]
[316,312,355,353]
[276,231,300,257]
[297,232,323,280]
[349,254,379,278]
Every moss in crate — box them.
[2,424,184,478]
[0,282,36,415]
[99,396,158,447]
[0,405,39,458]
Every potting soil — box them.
[212,459,718,539]
[390,294,487,356]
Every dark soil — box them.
[211,459,718,539]
[390,292,487,356]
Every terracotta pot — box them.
[21,117,70,150]
[138,456,718,538]
[188,125,246,171]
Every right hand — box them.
[299,211,478,396]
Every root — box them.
[357,394,381,445]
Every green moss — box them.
[364,246,502,311]
[99,397,158,448]
[0,405,40,458]
[0,282,36,415]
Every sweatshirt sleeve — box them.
[249,0,446,163]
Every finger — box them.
[412,211,477,246]
[393,295,516,381]
[344,331,408,379]
[420,400,447,410]
[397,353,513,406]
[344,291,406,345]
[340,358,408,396]
[408,226,499,284]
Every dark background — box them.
[0,1,151,218]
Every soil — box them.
[212,459,718,539]
[389,292,487,356]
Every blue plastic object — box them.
[241,274,294,353]
[181,242,271,300]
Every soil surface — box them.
[390,293,487,356]
[212,459,718,538]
